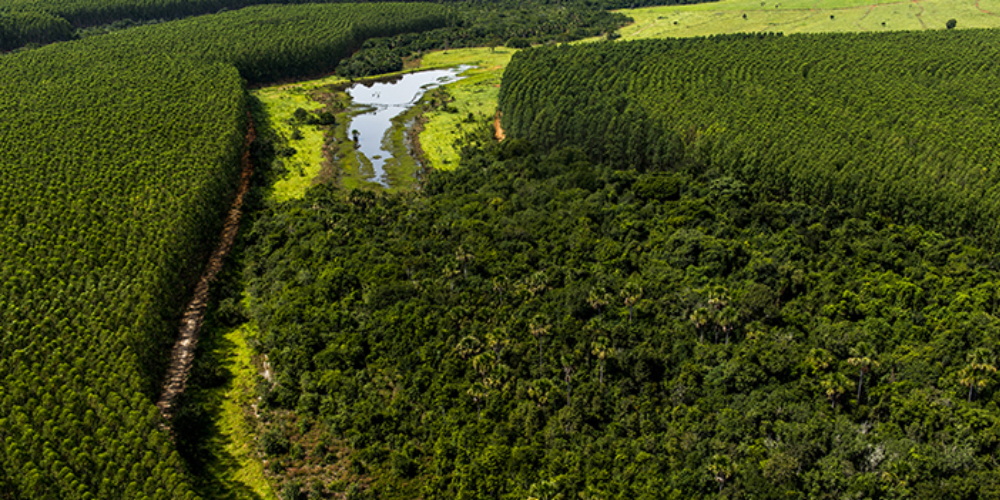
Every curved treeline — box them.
[0,0,713,53]
[77,3,452,82]
[241,136,1000,498]
[0,3,449,499]
[0,10,75,50]
[0,0,445,49]
[337,0,628,78]
[499,32,1000,247]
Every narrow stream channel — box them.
[346,65,470,186]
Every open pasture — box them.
[618,0,1000,38]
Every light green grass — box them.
[192,321,278,500]
[417,48,513,170]
[209,323,277,500]
[617,0,1000,38]
[252,86,331,202]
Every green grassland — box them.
[252,85,333,202]
[620,0,1000,38]
[251,49,513,197]
[416,48,514,170]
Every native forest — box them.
[2,0,1000,498]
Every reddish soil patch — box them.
[157,116,256,422]
[494,111,506,142]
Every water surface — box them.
[346,66,470,186]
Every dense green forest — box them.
[336,1,628,78]
[6,0,1000,496]
[0,0,700,52]
[499,32,1000,246]
[238,129,1000,498]
[0,4,449,498]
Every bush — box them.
[261,427,290,456]
[507,37,531,49]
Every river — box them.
[346,65,470,186]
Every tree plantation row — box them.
[0,0,446,51]
[0,0,693,53]
[0,4,449,498]
[233,132,1000,498]
[499,32,1000,248]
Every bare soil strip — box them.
[494,111,506,141]
[157,117,256,422]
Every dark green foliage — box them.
[243,133,1000,498]
[262,428,291,456]
[634,173,683,200]
[499,32,1000,246]
[506,37,531,48]
[0,11,75,51]
[0,3,449,498]
[337,44,404,79]
[334,1,629,78]
[947,18,958,29]
[0,0,713,53]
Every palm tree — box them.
[529,315,550,372]
[467,382,487,420]
[847,341,880,402]
[820,372,851,410]
[591,336,611,385]
[690,307,710,342]
[620,282,643,323]
[528,378,555,408]
[717,306,737,345]
[587,287,611,318]
[707,286,730,343]
[805,348,833,383]
[561,356,575,405]
[959,348,997,402]
[455,246,474,278]
[472,350,496,379]
[707,454,734,494]
[455,335,482,360]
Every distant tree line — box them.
[0,0,712,53]
[337,0,629,78]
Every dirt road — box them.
[157,117,256,422]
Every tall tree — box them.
[847,342,879,402]
[959,348,997,402]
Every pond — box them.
[346,66,470,186]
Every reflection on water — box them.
[346,66,470,186]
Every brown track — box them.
[157,116,256,422]
[494,111,506,141]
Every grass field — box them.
[253,85,332,202]
[416,48,513,170]
[251,52,512,197]
[618,0,1000,38]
